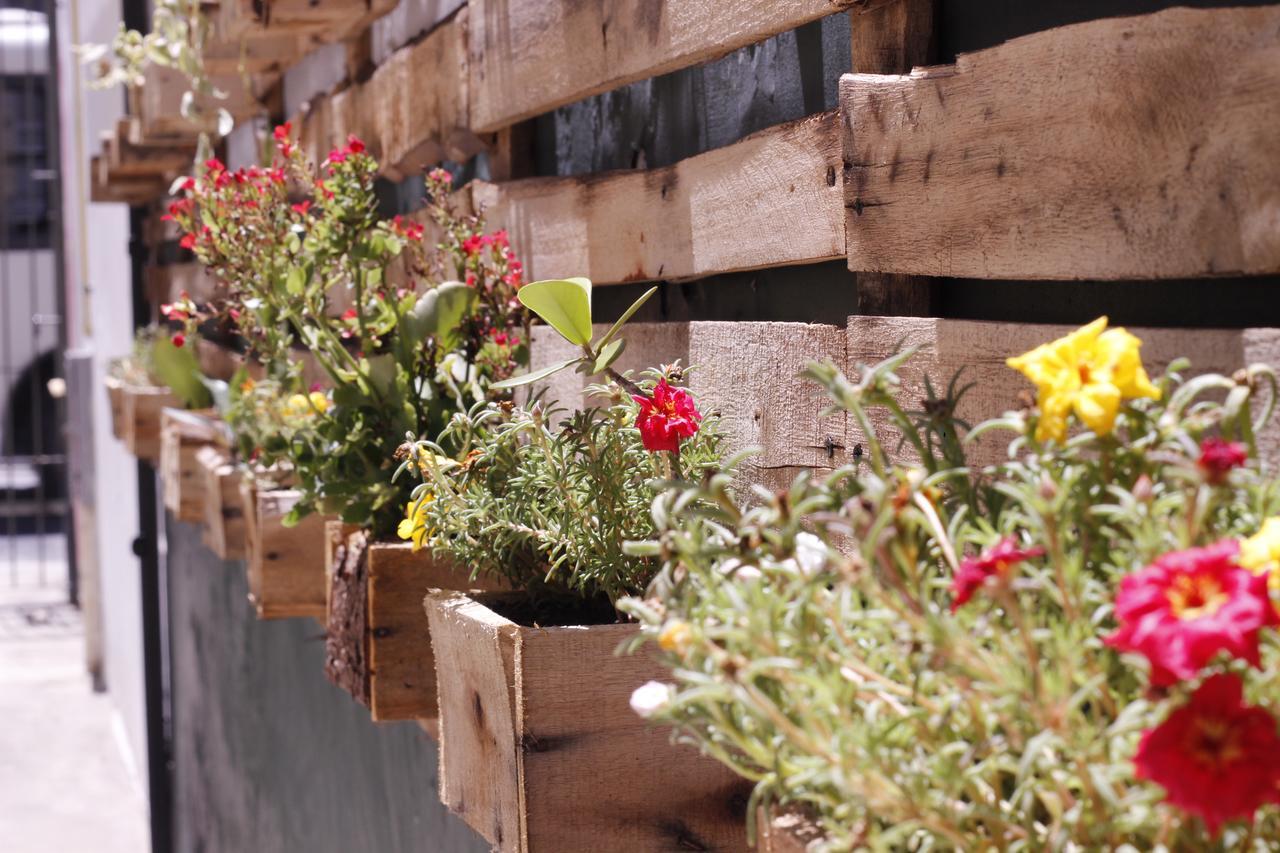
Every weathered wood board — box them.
[530,321,847,489]
[846,317,1280,469]
[842,6,1280,280]
[198,447,247,561]
[104,376,126,440]
[472,111,844,284]
[160,408,223,523]
[467,0,861,131]
[241,482,330,619]
[122,384,181,463]
[426,591,752,852]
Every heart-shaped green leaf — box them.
[518,278,593,346]
[402,281,476,350]
[152,335,212,408]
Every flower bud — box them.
[629,681,673,719]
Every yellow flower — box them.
[282,391,330,418]
[1239,518,1280,591]
[658,621,693,654]
[396,496,433,551]
[1006,317,1159,443]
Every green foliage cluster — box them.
[110,326,211,409]
[399,373,723,607]
[623,350,1280,849]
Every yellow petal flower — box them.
[658,621,693,654]
[396,497,434,551]
[1006,317,1158,443]
[1240,518,1280,588]
[308,391,330,413]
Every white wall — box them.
[57,0,148,794]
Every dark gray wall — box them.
[165,517,487,853]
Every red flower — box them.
[273,122,292,142]
[486,229,509,248]
[346,134,365,154]
[461,234,484,256]
[1198,437,1248,484]
[204,157,224,174]
[1134,673,1280,836]
[427,167,452,187]
[465,273,476,287]
[171,333,185,348]
[315,179,334,201]
[179,232,197,250]
[292,200,312,216]
[181,177,196,191]
[633,379,702,453]
[326,149,347,166]
[950,537,1046,612]
[341,309,357,321]
[1105,541,1278,686]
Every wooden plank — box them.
[426,591,753,852]
[122,384,181,463]
[370,0,467,65]
[841,6,1280,280]
[325,528,371,704]
[473,111,845,285]
[367,9,479,179]
[849,0,937,316]
[467,0,861,132]
[160,408,223,523]
[198,447,247,561]
[145,263,218,307]
[104,376,126,440]
[133,65,262,140]
[846,317,1280,468]
[107,118,194,179]
[529,321,846,489]
[241,482,329,619]
[367,544,503,722]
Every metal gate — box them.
[0,0,72,603]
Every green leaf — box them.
[518,278,593,346]
[285,266,305,296]
[490,357,582,390]
[402,281,476,351]
[593,337,626,374]
[594,285,657,350]
[152,335,212,408]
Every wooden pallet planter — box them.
[424,591,753,852]
[324,534,504,721]
[121,383,181,463]
[198,447,247,560]
[840,6,1280,280]
[104,375,127,440]
[91,155,168,205]
[240,480,329,619]
[160,408,224,523]
[130,65,263,141]
[217,0,396,43]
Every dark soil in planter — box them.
[482,587,623,628]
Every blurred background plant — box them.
[109,326,210,409]
[164,131,526,536]
[623,320,1280,849]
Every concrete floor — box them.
[0,534,149,853]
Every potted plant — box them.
[108,326,209,463]
[406,278,753,850]
[165,130,528,717]
[623,319,1280,849]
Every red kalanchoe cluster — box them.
[1133,673,1280,836]
[634,379,702,453]
[1197,437,1248,484]
[1105,540,1277,686]
[950,537,1046,612]
[324,134,368,170]
[273,122,294,157]
[390,215,425,242]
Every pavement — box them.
[0,534,150,853]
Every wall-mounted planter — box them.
[198,447,246,561]
[159,408,223,523]
[424,591,752,852]
[104,375,126,439]
[121,383,180,463]
[325,534,502,722]
[240,479,329,620]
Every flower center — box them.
[1186,717,1245,770]
[1077,362,1092,385]
[1166,573,1229,620]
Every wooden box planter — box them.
[240,479,329,620]
[159,408,223,523]
[122,384,180,463]
[324,534,502,722]
[104,375,126,439]
[198,447,246,561]
[424,591,753,852]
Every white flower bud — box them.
[630,680,674,719]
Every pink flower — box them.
[427,167,452,187]
[1134,673,1280,836]
[1198,437,1248,485]
[292,200,311,216]
[950,537,1045,612]
[179,232,197,250]
[488,229,509,248]
[634,379,701,453]
[1105,541,1278,686]
[204,157,224,174]
[180,177,196,192]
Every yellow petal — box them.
[1073,381,1123,435]
[396,517,415,541]
[1095,327,1159,401]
